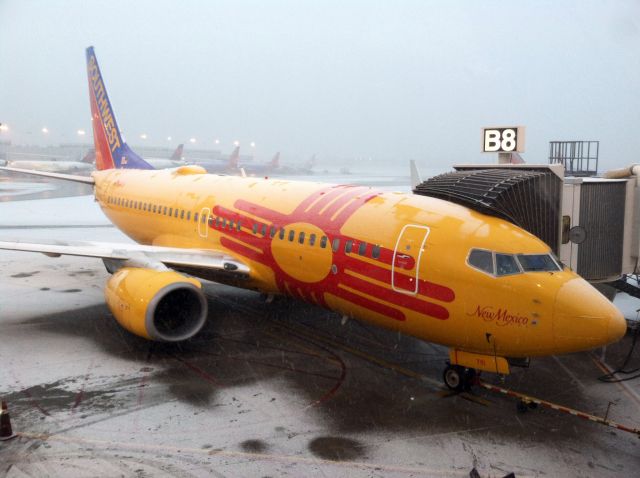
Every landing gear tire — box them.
[443,364,477,392]
[444,365,464,392]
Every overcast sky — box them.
[1,0,638,168]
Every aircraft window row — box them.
[468,249,561,276]
[108,195,384,260]
[245,221,382,259]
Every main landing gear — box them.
[443,363,478,392]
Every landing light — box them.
[189,138,196,144]
[41,127,49,134]
[77,129,86,136]
[0,124,9,132]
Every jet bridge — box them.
[413,163,639,287]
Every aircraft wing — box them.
[0,240,250,275]
[0,166,95,184]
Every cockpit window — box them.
[516,254,561,272]
[495,253,520,276]
[468,249,494,274]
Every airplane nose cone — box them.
[607,309,627,343]
[554,278,626,353]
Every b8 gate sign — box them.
[482,126,525,153]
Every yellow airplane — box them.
[0,47,627,392]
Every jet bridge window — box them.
[516,254,561,272]
[468,249,494,275]
[496,254,520,276]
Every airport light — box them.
[167,136,172,141]
[189,137,196,144]
[250,141,256,148]
[77,129,86,136]
[140,133,147,140]
[214,138,220,145]
[0,123,8,132]
[41,127,49,134]
[233,140,240,147]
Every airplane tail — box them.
[270,152,280,169]
[85,47,153,171]
[305,154,317,169]
[81,149,96,164]
[170,144,184,161]
[229,146,240,169]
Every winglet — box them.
[410,160,422,189]
[85,46,153,171]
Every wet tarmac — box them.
[1,178,639,477]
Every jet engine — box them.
[105,267,208,341]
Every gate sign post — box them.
[482,126,525,153]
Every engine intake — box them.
[105,267,208,341]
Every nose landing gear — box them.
[443,363,477,392]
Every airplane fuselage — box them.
[93,166,621,360]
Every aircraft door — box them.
[198,207,210,238]
[392,224,430,295]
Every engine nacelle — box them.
[105,267,208,341]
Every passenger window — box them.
[332,238,340,252]
[496,254,520,276]
[252,223,258,234]
[320,236,327,248]
[169,207,173,216]
[279,228,285,240]
[152,205,157,213]
[262,224,268,237]
[180,210,185,219]
[372,245,381,259]
[220,217,225,226]
[358,242,367,256]
[309,234,316,246]
[468,249,494,275]
[237,221,242,231]
[345,240,353,253]
[269,226,276,238]
[194,212,199,222]
[299,232,305,244]
[174,209,179,218]
[209,216,214,227]
[186,211,191,221]
[163,206,168,215]
[228,219,234,230]
[288,230,295,241]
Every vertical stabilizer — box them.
[229,147,240,169]
[170,144,184,161]
[85,47,153,171]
